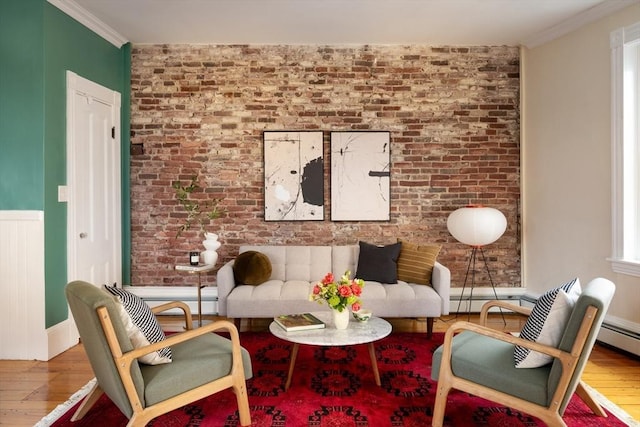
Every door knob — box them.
[79,232,88,238]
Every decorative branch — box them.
[172,175,224,238]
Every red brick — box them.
[130,44,521,290]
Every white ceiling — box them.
[63,0,637,47]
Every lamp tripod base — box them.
[455,246,506,324]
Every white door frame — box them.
[66,71,121,338]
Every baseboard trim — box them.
[47,318,79,360]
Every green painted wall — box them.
[43,2,128,325]
[0,0,131,327]
[0,0,45,210]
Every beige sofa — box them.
[216,245,450,337]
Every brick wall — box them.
[130,44,520,288]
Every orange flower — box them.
[351,283,362,296]
[338,285,352,297]
[322,272,334,285]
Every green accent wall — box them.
[0,0,131,327]
[0,0,45,210]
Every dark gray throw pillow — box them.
[355,241,402,283]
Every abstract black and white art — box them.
[264,131,324,221]
[331,131,391,221]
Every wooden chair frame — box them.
[72,301,251,427]
[432,300,606,427]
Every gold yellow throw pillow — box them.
[396,240,441,285]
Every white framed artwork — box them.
[331,131,391,221]
[264,131,324,221]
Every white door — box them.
[66,71,122,289]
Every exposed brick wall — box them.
[130,44,520,288]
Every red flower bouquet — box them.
[310,271,364,312]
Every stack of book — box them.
[274,313,325,332]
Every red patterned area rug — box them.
[42,332,634,426]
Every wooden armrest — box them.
[123,320,242,361]
[151,300,191,315]
[479,300,532,326]
[98,308,246,416]
[151,301,193,330]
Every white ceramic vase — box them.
[332,307,350,330]
[202,233,221,265]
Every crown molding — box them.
[522,0,638,48]
[47,0,128,48]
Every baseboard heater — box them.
[125,285,219,316]
[449,287,526,314]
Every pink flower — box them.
[352,302,361,312]
[338,285,352,297]
[351,284,362,296]
[322,272,334,285]
[312,284,321,295]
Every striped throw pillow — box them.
[104,285,172,365]
[514,278,581,368]
[396,240,441,285]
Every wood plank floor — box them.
[0,314,638,426]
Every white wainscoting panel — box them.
[0,211,48,360]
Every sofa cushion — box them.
[514,278,581,368]
[355,241,402,283]
[233,250,272,285]
[103,285,172,365]
[396,240,441,285]
[239,245,332,282]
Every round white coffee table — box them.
[269,311,392,390]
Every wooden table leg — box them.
[368,342,381,386]
[285,343,300,390]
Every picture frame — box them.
[263,131,324,221]
[330,131,391,221]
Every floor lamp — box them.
[447,205,507,323]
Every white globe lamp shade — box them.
[447,206,507,247]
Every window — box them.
[611,22,640,276]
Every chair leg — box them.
[574,381,607,417]
[426,317,434,339]
[431,381,451,427]
[233,380,252,426]
[71,381,104,421]
[538,412,567,427]
[233,318,242,331]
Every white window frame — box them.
[610,22,640,277]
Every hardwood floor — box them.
[0,314,638,426]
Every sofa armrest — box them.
[432,262,451,315]
[216,260,236,316]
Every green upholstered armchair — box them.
[65,281,252,426]
[431,277,615,427]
